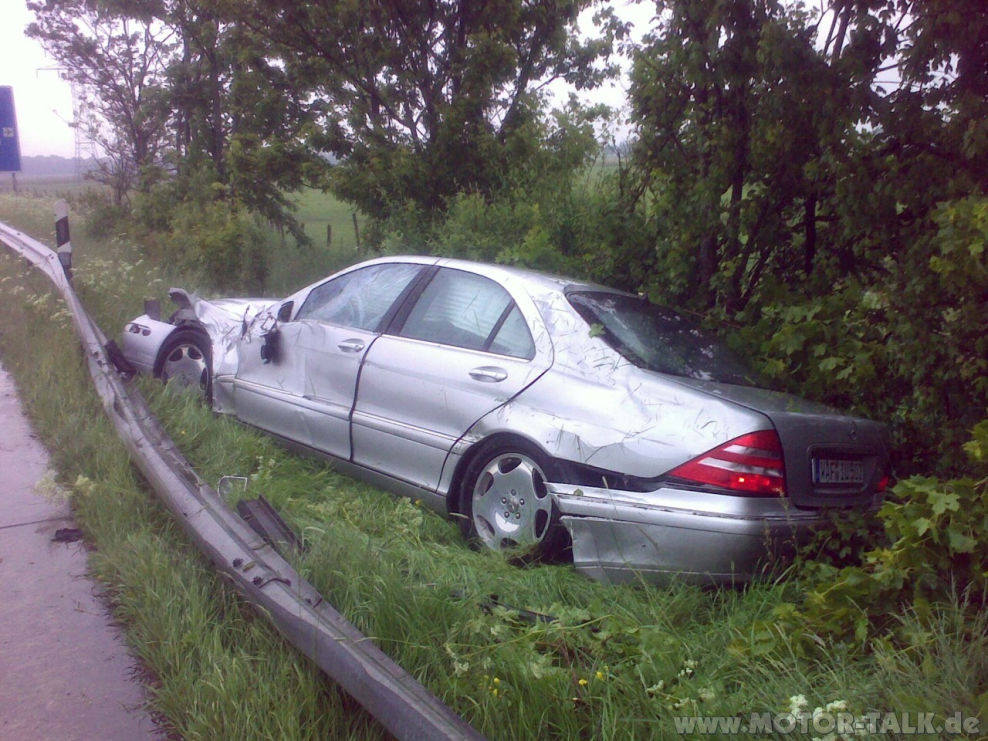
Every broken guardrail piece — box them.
[236,495,304,556]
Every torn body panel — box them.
[121,294,277,414]
[196,297,277,407]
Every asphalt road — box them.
[0,362,163,740]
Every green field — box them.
[1,191,984,740]
[0,179,369,298]
[261,187,369,296]
[292,186,363,253]
[0,173,100,198]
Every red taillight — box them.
[667,430,786,497]
[877,475,890,492]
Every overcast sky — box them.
[2,1,76,158]
[1,1,651,161]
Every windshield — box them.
[567,291,762,386]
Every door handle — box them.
[469,366,508,383]
[337,339,365,353]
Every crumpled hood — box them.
[189,296,279,378]
[193,297,278,325]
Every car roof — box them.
[377,254,626,299]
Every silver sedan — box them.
[120,256,890,584]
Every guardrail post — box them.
[55,199,72,282]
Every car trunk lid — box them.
[668,378,890,508]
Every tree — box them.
[160,2,322,236]
[27,0,174,203]
[627,0,988,315]
[226,0,623,220]
[621,0,988,475]
[28,0,322,233]
[626,0,870,312]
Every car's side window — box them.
[295,263,421,331]
[399,268,535,359]
[488,304,536,359]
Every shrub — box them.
[744,418,988,657]
[134,168,273,293]
[167,195,271,292]
[739,195,988,478]
[77,189,131,239]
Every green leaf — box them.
[928,490,960,515]
[947,528,976,553]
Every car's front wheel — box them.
[460,441,568,559]
[155,327,211,399]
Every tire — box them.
[155,327,212,399]
[459,439,568,560]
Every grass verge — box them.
[1,191,983,739]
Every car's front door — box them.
[232,262,424,458]
[352,267,552,491]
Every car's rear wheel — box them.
[155,327,211,399]
[459,440,567,559]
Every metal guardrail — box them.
[0,220,484,741]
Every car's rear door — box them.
[232,262,424,458]
[352,266,552,491]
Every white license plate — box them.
[812,458,865,485]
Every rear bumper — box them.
[550,483,859,585]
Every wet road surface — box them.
[0,363,163,740]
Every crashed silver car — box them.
[120,256,890,583]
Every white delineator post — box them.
[55,199,72,281]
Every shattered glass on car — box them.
[297,263,421,330]
[566,291,761,386]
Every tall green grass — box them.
[1,191,983,739]
[260,189,367,296]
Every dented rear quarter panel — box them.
[456,275,772,481]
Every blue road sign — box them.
[0,86,23,173]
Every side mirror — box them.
[277,301,294,322]
[260,329,281,364]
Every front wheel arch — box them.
[153,325,212,400]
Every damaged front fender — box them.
[119,291,278,403]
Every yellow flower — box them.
[595,671,605,681]
[578,678,588,687]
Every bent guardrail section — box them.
[0,220,484,741]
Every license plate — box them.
[812,458,865,485]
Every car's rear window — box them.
[567,291,761,386]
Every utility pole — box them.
[36,67,93,179]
